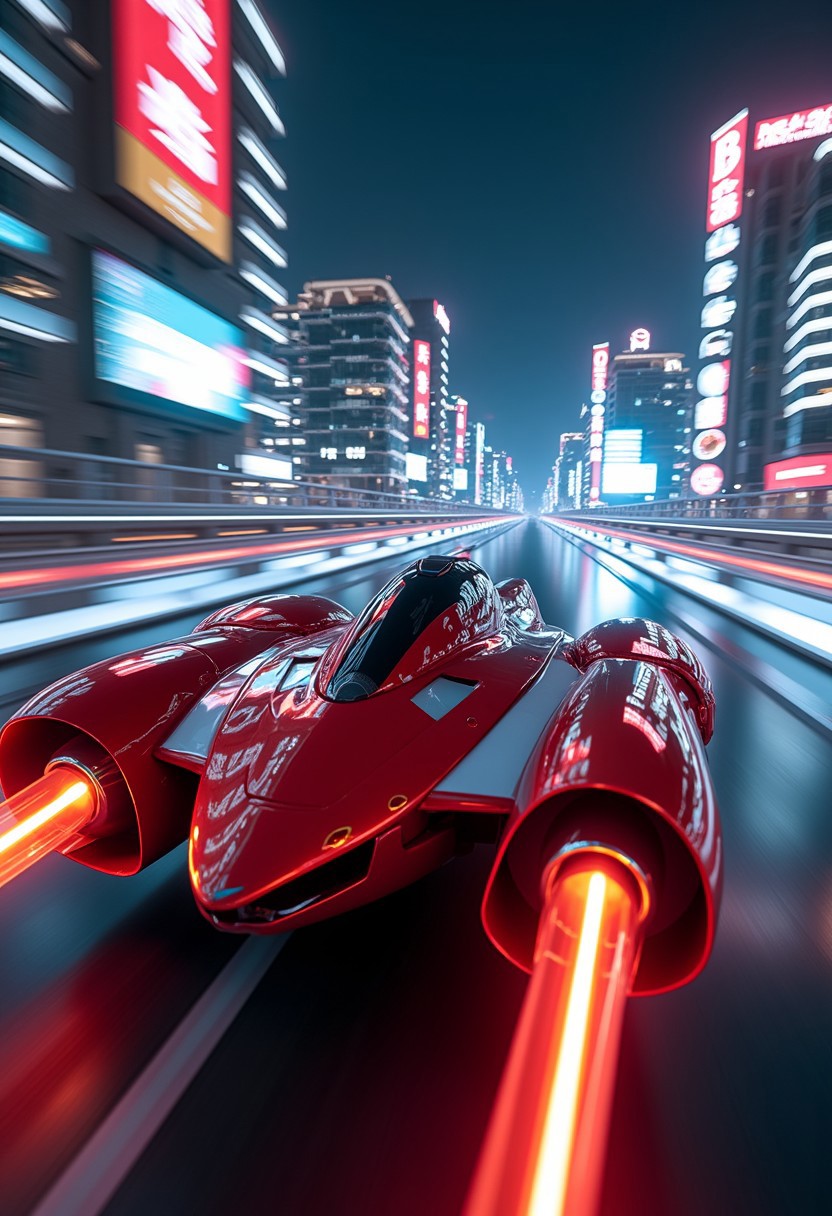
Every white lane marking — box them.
[31,933,289,1216]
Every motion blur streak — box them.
[553,519,832,594]
[0,519,503,594]
[0,770,96,889]
[466,862,641,1216]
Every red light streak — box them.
[557,520,832,594]
[0,518,504,595]
[465,858,643,1216]
[0,768,98,889]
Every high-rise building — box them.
[604,333,692,502]
[274,278,413,493]
[405,298,452,498]
[446,393,469,498]
[553,432,584,509]
[0,0,291,485]
[696,101,832,497]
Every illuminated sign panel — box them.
[694,111,748,494]
[755,104,832,150]
[433,299,450,334]
[602,463,657,496]
[412,339,431,438]
[604,428,643,462]
[588,342,609,503]
[237,452,292,479]
[629,328,650,351]
[706,109,748,234]
[453,467,468,491]
[763,454,832,491]
[454,397,468,464]
[92,248,249,420]
[690,463,725,496]
[474,421,485,504]
[112,0,232,261]
[0,207,50,256]
[406,452,428,482]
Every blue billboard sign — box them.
[92,249,249,421]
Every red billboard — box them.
[454,397,468,465]
[112,0,232,261]
[412,339,430,438]
[755,104,832,150]
[706,109,748,233]
[590,341,609,395]
[764,454,832,491]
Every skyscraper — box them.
[604,333,692,502]
[275,278,413,493]
[0,0,291,481]
[405,298,452,498]
[696,101,832,497]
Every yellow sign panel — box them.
[116,127,231,263]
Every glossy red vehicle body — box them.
[0,558,721,997]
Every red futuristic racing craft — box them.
[0,555,721,1216]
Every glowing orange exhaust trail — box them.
[465,858,644,1216]
[0,769,97,889]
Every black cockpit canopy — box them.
[323,556,502,702]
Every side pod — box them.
[481,653,722,995]
[0,629,286,876]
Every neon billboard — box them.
[433,300,450,334]
[755,104,832,150]
[706,109,748,234]
[693,111,748,495]
[588,342,609,503]
[763,454,832,491]
[91,248,249,420]
[412,339,430,438]
[112,0,232,261]
[454,397,468,465]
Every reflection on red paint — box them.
[466,860,643,1216]
[622,705,667,753]
[0,769,97,889]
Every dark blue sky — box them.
[269,0,832,500]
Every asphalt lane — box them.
[1,520,830,1215]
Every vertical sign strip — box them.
[413,339,431,438]
[113,0,232,261]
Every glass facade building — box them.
[275,278,412,493]
[0,0,290,486]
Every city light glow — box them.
[236,0,287,75]
[238,127,287,189]
[234,57,285,134]
[237,171,287,229]
[0,118,73,188]
[239,262,288,305]
[238,217,288,267]
[0,31,72,111]
[790,239,832,283]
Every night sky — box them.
[268,0,832,501]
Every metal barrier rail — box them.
[554,486,831,521]
[547,511,832,566]
[543,513,832,596]
[0,444,481,513]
